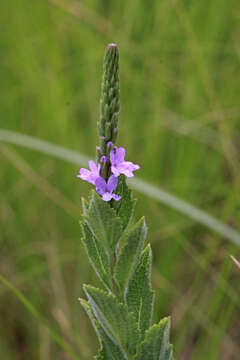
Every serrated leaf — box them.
[84,285,140,357]
[85,191,123,252]
[80,298,126,360]
[114,217,147,296]
[135,318,174,360]
[114,175,136,231]
[81,222,112,290]
[126,245,154,338]
[94,329,127,360]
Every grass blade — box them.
[0,274,81,360]
[1,129,240,247]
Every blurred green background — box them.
[0,0,240,359]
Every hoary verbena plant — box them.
[78,43,174,360]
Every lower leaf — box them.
[83,285,140,357]
[135,317,174,360]
[80,298,127,360]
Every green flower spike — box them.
[97,43,120,179]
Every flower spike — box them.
[98,43,120,161]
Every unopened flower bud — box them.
[101,155,107,163]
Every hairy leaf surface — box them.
[84,285,140,356]
[80,298,127,360]
[81,222,112,290]
[114,217,147,295]
[126,244,154,338]
[135,318,174,360]
[114,175,136,231]
[85,191,123,252]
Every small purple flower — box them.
[110,146,140,177]
[77,160,100,185]
[101,155,107,163]
[95,176,121,202]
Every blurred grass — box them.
[0,0,240,359]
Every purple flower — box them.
[77,160,100,185]
[95,176,121,202]
[101,155,107,163]
[110,146,140,177]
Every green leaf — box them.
[80,298,127,360]
[114,217,147,296]
[114,175,136,231]
[81,197,89,215]
[94,329,127,360]
[81,222,112,290]
[95,351,105,360]
[135,318,174,360]
[83,285,140,357]
[85,191,123,252]
[126,245,154,339]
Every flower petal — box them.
[77,168,95,183]
[96,188,104,196]
[123,161,140,171]
[77,168,89,177]
[89,160,99,174]
[116,164,133,178]
[110,149,116,165]
[116,147,125,163]
[107,175,118,192]
[120,168,134,177]
[95,176,107,195]
[117,161,140,177]
[111,166,121,177]
[112,193,121,201]
[102,193,113,202]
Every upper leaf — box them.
[85,191,123,252]
[114,217,147,296]
[83,285,140,357]
[81,221,112,290]
[135,318,174,360]
[114,175,136,231]
[81,197,89,215]
[126,244,154,339]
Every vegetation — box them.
[0,1,239,359]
